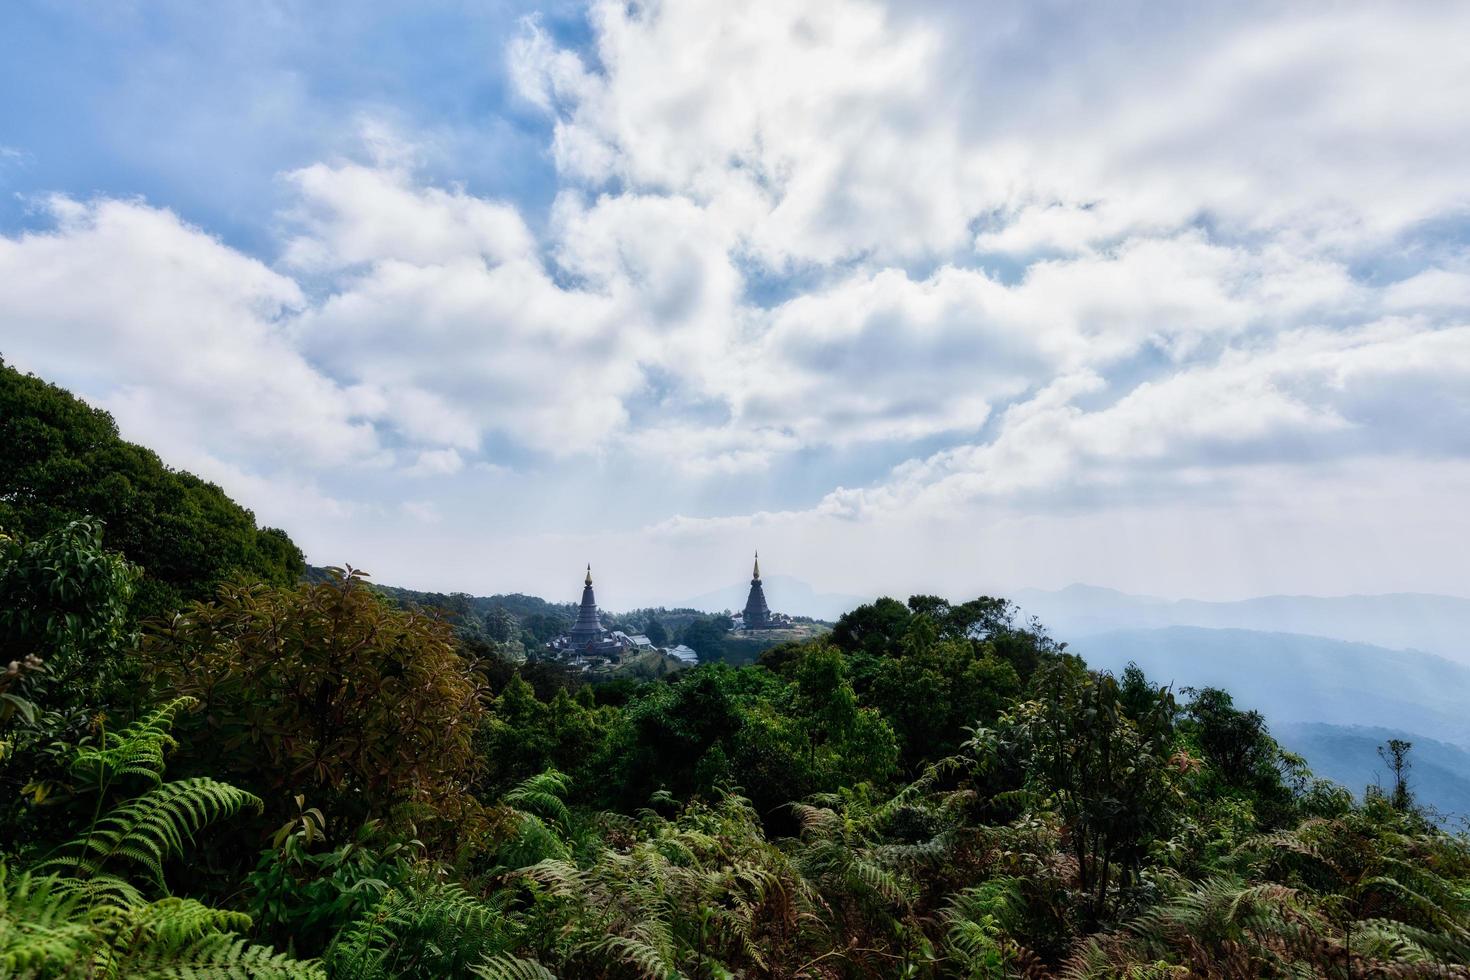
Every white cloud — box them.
[282,160,535,271]
[6,0,1470,602]
[513,1,1470,267]
[405,448,465,477]
[512,0,977,266]
[774,319,1470,521]
[0,196,381,469]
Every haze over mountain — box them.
[1273,723,1470,823]
[1076,626,1470,817]
[1018,585,1470,664]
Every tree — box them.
[644,618,668,647]
[830,597,911,656]
[682,615,733,662]
[484,605,519,643]
[0,359,305,615]
[853,613,1022,772]
[0,520,143,844]
[792,645,898,788]
[979,659,1177,919]
[0,519,139,709]
[520,611,570,646]
[1378,738,1414,812]
[476,675,611,799]
[1180,686,1299,827]
[906,594,1014,641]
[144,568,487,838]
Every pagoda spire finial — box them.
[585,563,592,586]
[753,551,760,580]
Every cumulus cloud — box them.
[282,159,535,271]
[512,0,973,266]
[5,0,1470,600]
[0,196,381,469]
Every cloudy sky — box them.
[3,0,1469,609]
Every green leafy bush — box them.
[144,568,487,838]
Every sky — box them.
[2,0,1470,611]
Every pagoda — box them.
[742,551,774,629]
[567,564,609,649]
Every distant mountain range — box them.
[678,574,868,623]
[1076,626,1470,818]
[679,580,1470,663]
[1015,584,1470,664]
[1076,627,1470,746]
[1273,723,1470,821]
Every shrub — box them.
[144,568,487,840]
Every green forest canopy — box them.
[0,357,304,615]
[3,365,1468,979]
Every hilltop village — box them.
[544,554,809,675]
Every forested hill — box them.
[5,366,1470,977]
[0,357,305,614]
[304,563,577,626]
[302,564,836,667]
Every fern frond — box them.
[114,932,326,979]
[792,804,841,837]
[42,777,263,885]
[1353,916,1470,964]
[848,857,912,905]
[0,867,94,975]
[872,833,952,869]
[70,697,199,788]
[591,929,678,979]
[126,897,252,945]
[521,859,591,899]
[0,864,319,980]
[472,953,559,980]
[327,881,515,980]
[503,770,573,831]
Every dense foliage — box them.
[3,380,1468,976]
[0,358,304,615]
[144,569,488,841]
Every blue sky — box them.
[3,1,1470,609]
[0,1,570,250]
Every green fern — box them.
[4,697,314,979]
[1,864,323,980]
[591,923,679,979]
[327,881,518,979]
[512,792,826,978]
[471,953,558,979]
[940,878,1026,978]
[502,770,572,833]
[107,933,322,979]
[69,696,198,789]
[41,776,263,885]
[0,866,94,976]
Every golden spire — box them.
[585,563,592,586]
[753,551,760,580]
